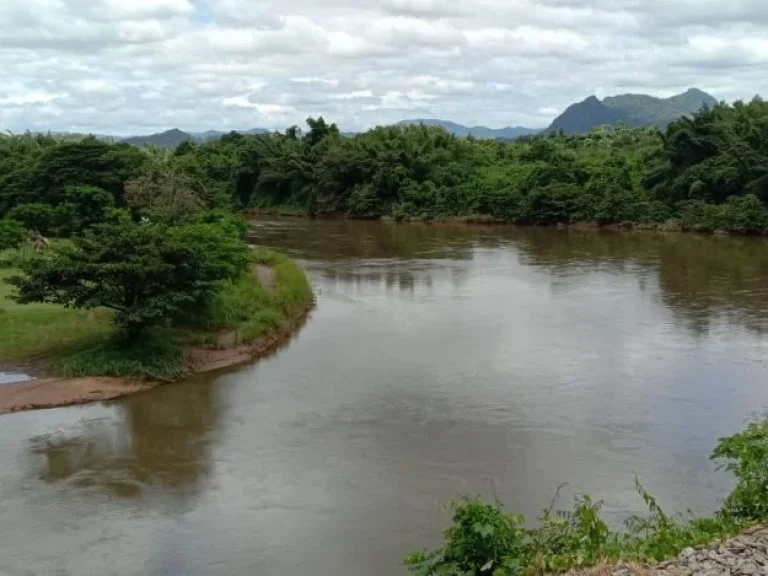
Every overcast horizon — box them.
[3,0,767,135]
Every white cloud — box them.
[333,90,375,100]
[1,0,766,134]
[221,96,295,116]
[0,89,65,106]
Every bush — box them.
[405,498,528,576]
[712,416,768,521]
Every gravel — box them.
[598,527,768,576]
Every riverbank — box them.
[0,250,314,416]
[249,209,757,237]
[576,525,768,576]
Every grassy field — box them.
[0,248,313,380]
[0,267,114,366]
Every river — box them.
[1,218,768,575]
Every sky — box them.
[2,0,768,135]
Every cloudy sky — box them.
[2,0,767,135]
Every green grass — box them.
[0,268,114,364]
[0,248,312,379]
[60,329,183,381]
[183,248,313,345]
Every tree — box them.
[7,203,57,234]
[8,219,250,339]
[125,166,206,223]
[0,218,26,251]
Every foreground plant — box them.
[406,416,768,575]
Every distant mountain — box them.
[546,88,718,134]
[121,127,271,147]
[122,128,194,148]
[397,119,540,139]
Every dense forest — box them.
[2,98,768,235]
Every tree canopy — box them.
[3,101,768,233]
[9,218,250,338]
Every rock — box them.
[740,561,759,575]
[681,548,696,559]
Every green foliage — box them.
[4,108,768,234]
[58,185,114,234]
[712,415,768,521]
[176,247,312,347]
[408,417,768,575]
[7,203,58,234]
[0,218,26,251]
[8,219,250,338]
[60,329,183,381]
[405,498,527,576]
[528,494,611,572]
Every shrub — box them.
[712,415,768,521]
[405,497,528,576]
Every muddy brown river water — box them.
[1,218,768,575]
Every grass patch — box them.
[60,329,183,381]
[0,268,113,364]
[184,248,313,345]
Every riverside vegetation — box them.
[3,98,768,236]
[0,132,312,382]
[405,416,768,576]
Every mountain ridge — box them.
[395,119,540,139]
[546,88,718,134]
[93,88,721,147]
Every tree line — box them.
[2,98,768,238]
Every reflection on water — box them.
[28,377,221,503]
[1,218,768,576]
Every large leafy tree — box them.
[9,219,250,338]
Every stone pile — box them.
[610,527,768,576]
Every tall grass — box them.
[191,248,313,345]
[60,329,183,381]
